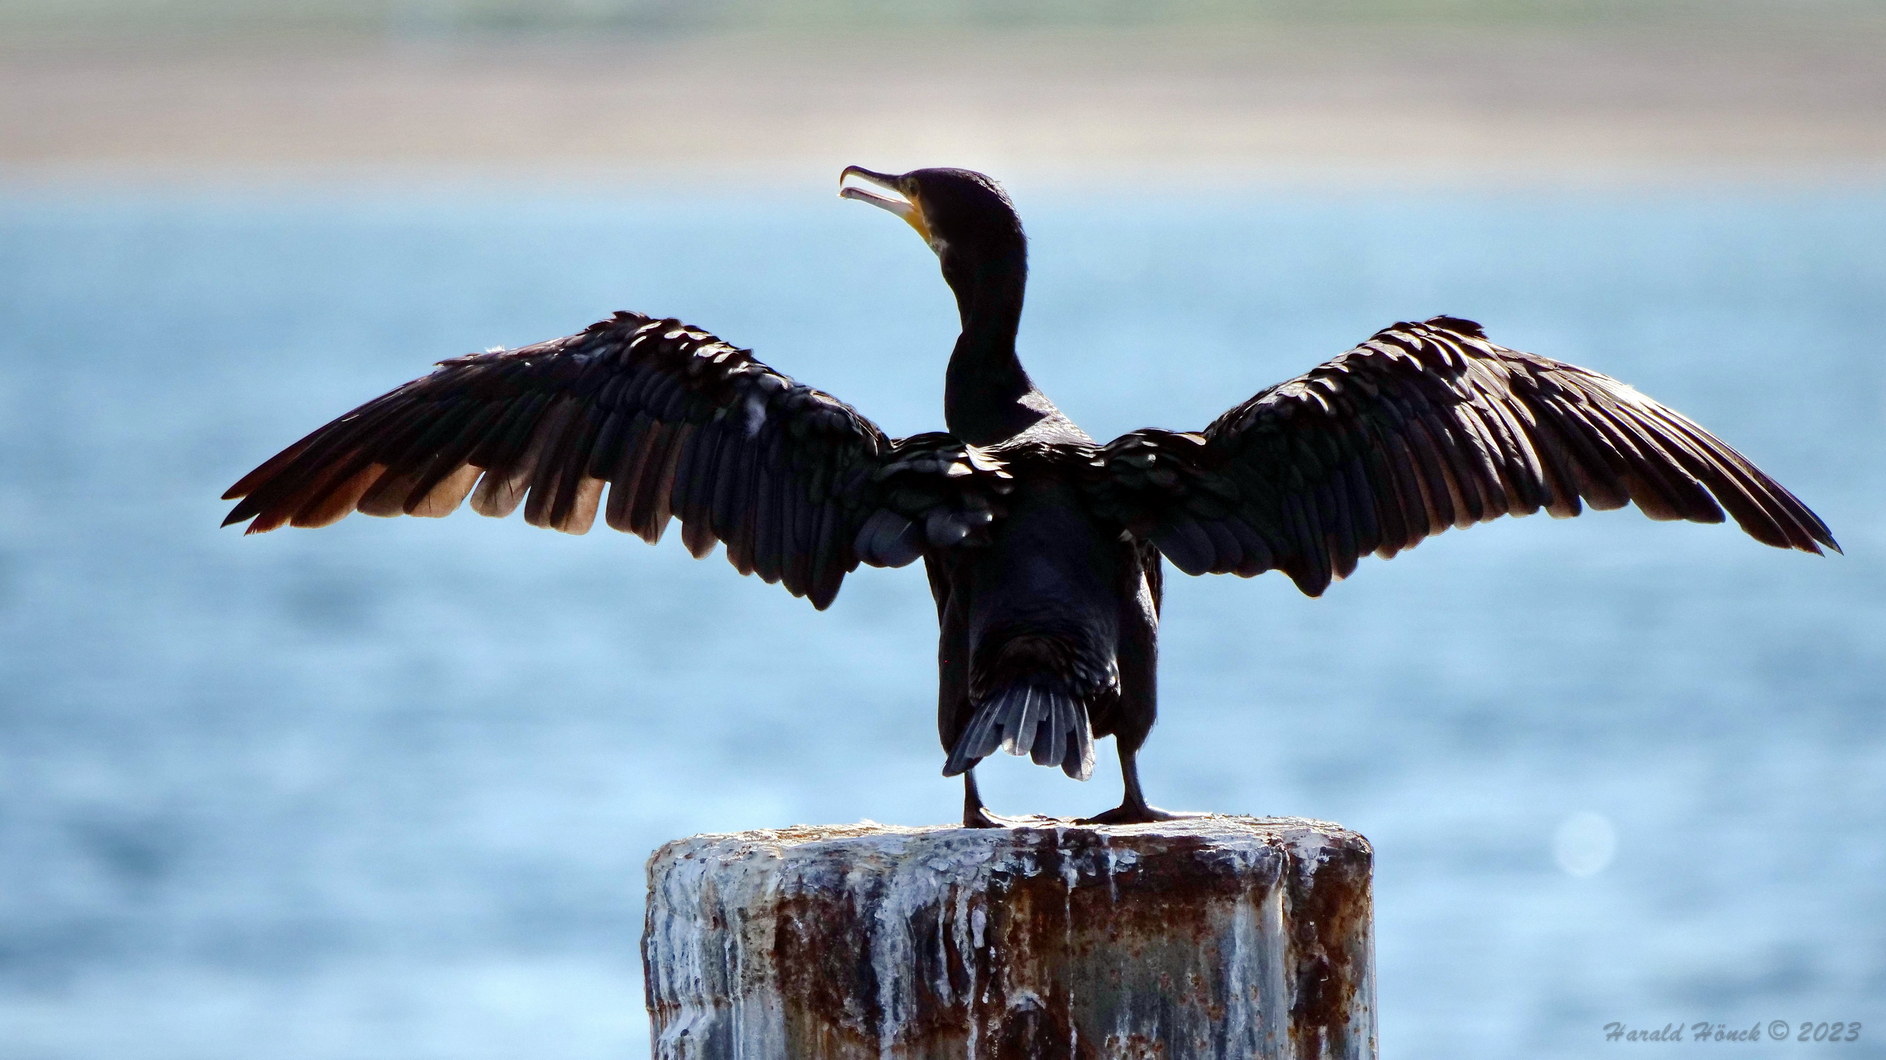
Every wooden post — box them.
[643,817,1375,1058]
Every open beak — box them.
[840,165,933,245]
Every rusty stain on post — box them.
[643,816,1375,1058]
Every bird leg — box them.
[961,768,1053,829]
[1078,747,1201,825]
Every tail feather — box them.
[952,697,1007,768]
[1009,687,1044,759]
[944,683,1095,781]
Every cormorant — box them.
[223,166,1837,827]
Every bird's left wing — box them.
[224,311,1004,609]
[1086,316,1835,597]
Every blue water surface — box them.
[0,183,1880,1058]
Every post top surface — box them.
[650,813,1370,867]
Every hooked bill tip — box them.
[838,165,905,203]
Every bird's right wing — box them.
[1087,316,1835,597]
[224,311,1008,609]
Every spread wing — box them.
[1088,316,1837,597]
[223,311,1010,609]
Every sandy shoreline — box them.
[5,21,1885,185]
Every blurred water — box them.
[0,184,1880,1059]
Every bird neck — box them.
[943,253,1043,445]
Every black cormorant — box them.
[223,166,1837,827]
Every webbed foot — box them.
[960,768,1056,828]
[1076,745,1206,825]
[1076,802,1205,826]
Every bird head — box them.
[840,166,1026,281]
